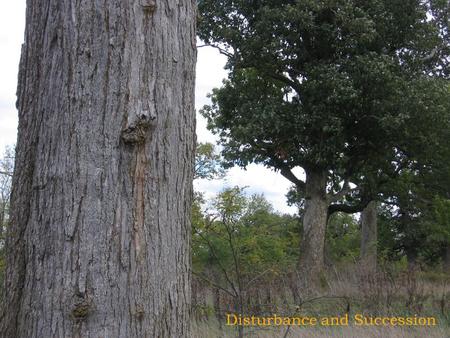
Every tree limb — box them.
[421,47,439,62]
[233,58,303,94]
[328,180,360,203]
[245,269,272,289]
[280,167,306,192]
[329,180,349,202]
[261,69,303,94]
[191,270,236,298]
[328,195,372,216]
[197,43,233,58]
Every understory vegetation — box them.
[191,187,449,337]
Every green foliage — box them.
[378,195,450,267]
[423,197,450,246]
[192,187,300,285]
[326,212,360,263]
[195,142,226,180]
[192,188,379,285]
[199,0,450,212]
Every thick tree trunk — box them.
[360,201,377,272]
[1,1,196,337]
[298,169,328,287]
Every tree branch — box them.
[191,270,236,298]
[247,139,306,192]
[421,46,439,62]
[234,58,302,94]
[196,43,233,58]
[245,269,272,289]
[280,167,306,192]
[328,180,359,203]
[328,195,372,216]
[261,69,303,94]
[192,225,239,296]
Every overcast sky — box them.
[0,2,297,214]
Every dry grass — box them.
[192,320,449,338]
[192,264,450,337]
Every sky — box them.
[0,2,297,214]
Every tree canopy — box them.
[199,0,450,210]
[198,0,450,280]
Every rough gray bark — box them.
[298,169,328,286]
[360,201,378,272]
[1,0,196,337]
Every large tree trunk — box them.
[298,169,328,287]
[1,1,196,337]
[360,201,377,272]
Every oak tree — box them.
[199,0,449,284]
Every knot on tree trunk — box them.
[141,0,156,13]
[134,304,145,321]
[121,110,155,145]
[71,297,93,322]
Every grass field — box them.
[192,265,450,337]
[192,320,449,338]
